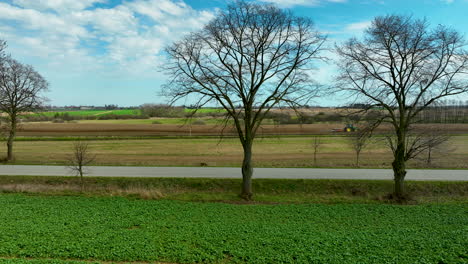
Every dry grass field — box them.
[2,135,467,168]
[2,121,466,168]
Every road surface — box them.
[0,165,467,181]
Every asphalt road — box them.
[0,165,467,181]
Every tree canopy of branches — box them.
[0,40,5,61]
[336,15,468,200]
[0,42,48,161]
[164,1,326,199]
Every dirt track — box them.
[16,123,468,136]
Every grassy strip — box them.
[0,176,466,204]
[0,194,466,264]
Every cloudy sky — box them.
[0,0,467,106]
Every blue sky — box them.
[0,0,467,106]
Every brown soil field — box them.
[15,122,468,137]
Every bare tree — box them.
[407,128,451,166]
[424,133,451,166]
[312,136,321,166]
[164,1,326,199]
[0,40,7,139]
[348,126,372,167]
[386,129,450,167]
[0,55,48,161]
[68,141,95,192]
[336,15,468,200]
[0,40,6,63]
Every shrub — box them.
[140,104,185,118]
[192,120,206,125]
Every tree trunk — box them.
[391,139,407,201]
[241,141,253,200]
[356,151,360,167]
[313,150,317,166]
[6,117,16,161]
[79,167,84,192]
[426,146,432,165]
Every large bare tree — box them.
[0,55,48,161]
[336,15,468,200]
[164,1,326,199]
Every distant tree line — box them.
[416,100,468,123]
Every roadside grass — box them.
[0,193,466,264]
[2,136,467,168]
[0,176,466,204]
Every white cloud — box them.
[0,3,88,38]
[258,0,346,7]
[345,21,371,32]
[0,0,215,77]
[72,6,139,37]
[12,0,105,13]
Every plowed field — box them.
[16,122,468,136]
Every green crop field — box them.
[0,194,466,264]
[35,109,141,117]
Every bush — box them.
[192,120,206,125]
[140,104,185,118]
[264,112,294,124]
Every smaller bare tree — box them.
[385,127,451,169]
[68,141,95,192]
[348,126,372,167]
[419,129,451,166]
[312,136,322,166]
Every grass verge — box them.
[0,176,466,204]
